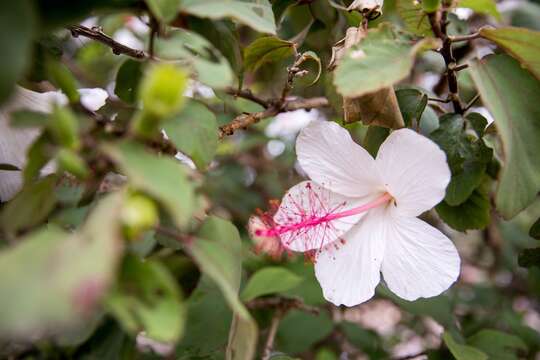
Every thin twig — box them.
[246,296,320,315]
[218,97,329,138]
[69,25,148,59]
[449,31,482,43]
[261,309,283,360]
[464,93,481,112]
[224,87,270,108]
[155,225,193,243]
[428,97,451,103]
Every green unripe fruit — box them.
[140,64,188,118]
[121,193,159,240]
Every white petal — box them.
[296,121,382,198]
[274,181,369,252]
[78,88,108,111]
[0,87,58,201]
[314,208,387,307]
[381,216,460,301]
[376,128,450,217]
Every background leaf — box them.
[469,54,540,219]
[241,266,303,301]
[180,0,277,35]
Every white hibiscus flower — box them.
[250,120,460,306]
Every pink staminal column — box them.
[256,192,393,242]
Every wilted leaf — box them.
[0,192,124,339]
[469,54,540,218]
[107,255,185,343]
[163,101,218,169]
[104,141,195,229]
[479,27,540,80]
[334,24,440,97]
[244,36,295,72]
[241,267,303,301]
[443,332,488,360]
[180,0,277,35]
[154,29,234,89]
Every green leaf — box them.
[396,0,433,37]
[396,88,428,128]
[466,112,488,138]
[163,101,219,170]
[114,59,143,104]
[188,18,243,75]
[276,310,334,354]
[459,0,501,21]
[0,175,58,234]
[518,247,540,268]
[0,192,124,339]
[467,329,527,360]
[107,255,185,343]
[145,0,181,23]
[530,217,540,239]
[244,36,295,72]
[431,114,492,206]
[469,54,540,218]
[0,0,35,104]
[180,0,277,35]
[178,275,233,356]
[443,332,488,360]
[103,141,195,229]
[0,163,20,171]
[188,216,244,314]
[154,29,234,89]
[436,179,491,231]
[334,24,440,97]
[46,60,80,103]
[187,216,257,359]
[10,110,49,128]
[240,267,303,301]
[479,27,540,81]
[363,126,389,157]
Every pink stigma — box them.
[255,191,393,242]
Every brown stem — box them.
[224,87,269,109]
[218,97,329,138]
[69,25,148,59]
[428,10,463,114]
[261,309,283,360]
